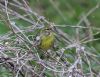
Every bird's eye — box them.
[45,28,51,30]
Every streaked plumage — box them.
[39,28,55,50]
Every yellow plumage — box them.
[39,28,55,50]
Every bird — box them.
[38,27,55,50]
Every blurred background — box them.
[0,0,100,49]
[0,0,100,77]
[0,0,100,33]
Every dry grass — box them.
[0,0,100,77]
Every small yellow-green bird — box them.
[38,27,55,50]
